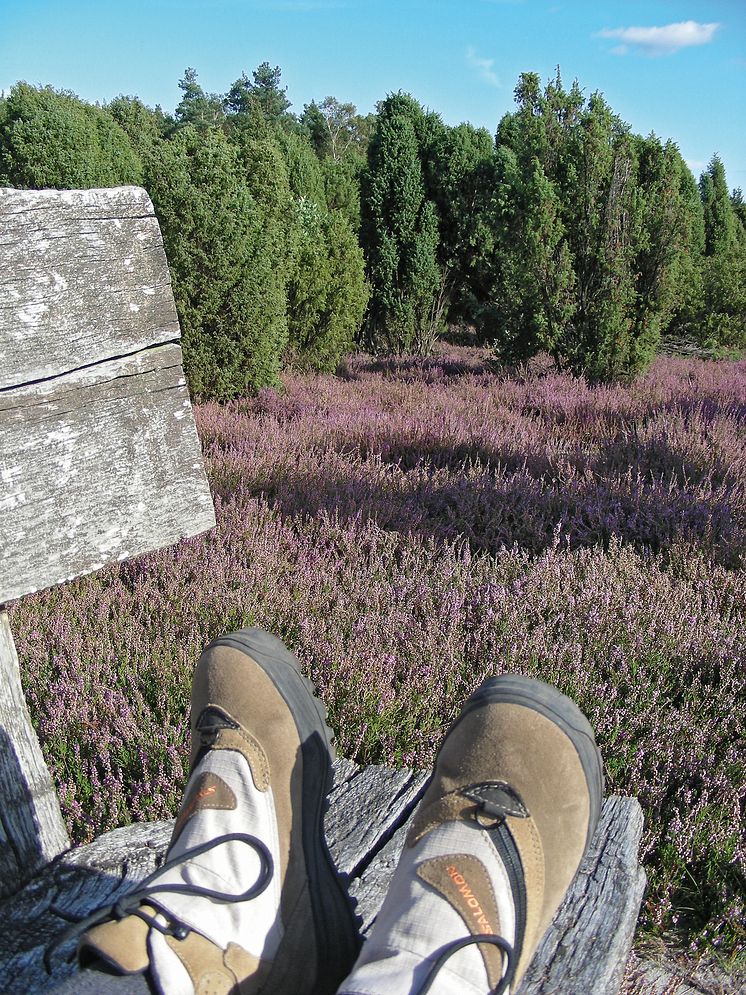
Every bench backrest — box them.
[0,186,215,895]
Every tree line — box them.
[1,65,744,398]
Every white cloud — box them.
[466,47,500,87]
[685,159,707,176]
[597,20,720,56]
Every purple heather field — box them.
[10,346,746,958]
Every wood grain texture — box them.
[325,758,430,878]
[0,762,644,995]
[0,612,70,899]
[0,187,179,389]
[0,341,216,603]
[348,819,416,934]
[0,186,217,604]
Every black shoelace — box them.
[43,832,273,974]
[419,933,514,995]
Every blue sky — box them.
[1,0,744,187]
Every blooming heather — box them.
[9,347,746,960]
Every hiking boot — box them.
[75,629,361,995]
[338,674,604,995]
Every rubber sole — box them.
[453,674,604,850]
[207,628,362,994]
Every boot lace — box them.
[43,832,273,973]
[419,933,514,995]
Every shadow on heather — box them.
[237,446,744,568]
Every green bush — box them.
[482,74,704,381]
[145,126,288,399]
[0,82,142,188]
[287,201,369,371]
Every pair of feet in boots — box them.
[63,630,604,995]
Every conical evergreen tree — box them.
[360,94,440,354]
[697,156,746,347]
[145,126,288,399]
[700,155,738,255]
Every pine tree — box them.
[225,64,292,129]
[173,68,224,132]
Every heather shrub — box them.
[9,348,745,963]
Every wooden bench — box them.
[0,186,647,995]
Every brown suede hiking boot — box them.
[74,629,360,995]
[338,674,603,995]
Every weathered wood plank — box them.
[0,820,173,995]
[622,949,745,995]
[0,341,215,604]
[0,186,215,604]
[0,187,179,389]
[0,612,70,898]
[348,819,415,933]
[0,763,645,995]
[325,758,430,878]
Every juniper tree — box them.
[0,82,142,188]
[360,93,440,354]
[419,118,496,326]
[275,128,327,207]
[697,156,746,347]
[484,72,700,380]
[145,126,288,399]
[107,95,169,157]
[286,200,369,371]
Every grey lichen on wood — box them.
[0,612,70,899]
[0,187,215,605]
[0,761,645,995]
